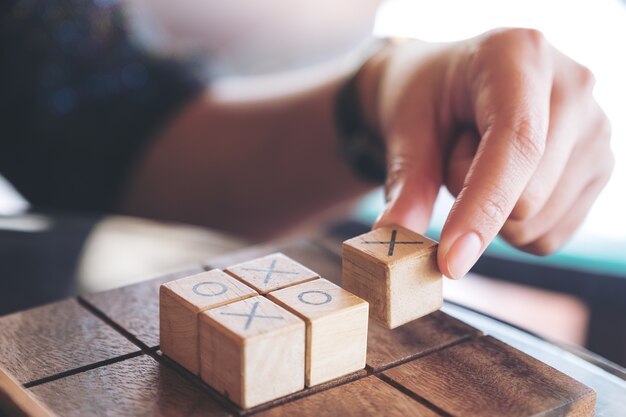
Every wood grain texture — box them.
[206,239,342,286]
[29,354,232,417]
[383,336,596,417]
[82,266,205,348]
[0,235,606,417]
[0,368,56,417]
[0,298,139,384]
[267,278,368,386]
[160,269,257,374]
[366,310,480,371]
[225,253,319,294]
[343,225,443,329]
[199,296,305,408]
[254,376,440,417]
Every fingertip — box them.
[437,253,455,280]
[437,232,457,279]
[438,231,482,279]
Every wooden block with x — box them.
[342,224,442,329]
[159,269,258,374]
[225,253,319,294]
[160,252,370,408]
[198,296,305,408]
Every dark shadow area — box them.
[0,212,99,315]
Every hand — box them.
[368,29,614,278]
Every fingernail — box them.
[445,232,482,279]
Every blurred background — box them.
[1,0,625,366]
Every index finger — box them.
[438,29,553,279]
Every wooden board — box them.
[366,310,480,371]
[0,237,602,417]
[0,368,57,417]
[29,354,232,417]
[82,266,205,348]
[254,376,440,417]
[0,298,139,385]
[383,336,596,417]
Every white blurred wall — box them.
[126,0,382,75]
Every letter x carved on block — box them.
[240,259,300,284]
[363,229,423,256]
[220,301,284,330]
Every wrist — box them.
[334,39,392,183]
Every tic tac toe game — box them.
[1,226,618,416]
[1,0,626,416]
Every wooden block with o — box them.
[342,224,442,329]
[225,253,319,294]
[160,269,257,374]
[267,278,368,386]
[199,295,305,408]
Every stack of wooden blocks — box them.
[160,224,443,408]
[160,253,370,408]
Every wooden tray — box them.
[0,238,597,416]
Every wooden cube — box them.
[342,225,442,329]
[225,253,319,294]
[267,278,368,386]
[160,269,257,374]
[199,296,305,408]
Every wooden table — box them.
[1,237,625,416]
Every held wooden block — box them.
[160,269,257,374]
[267,278,369,387]
[343,225,442,329]
[199,296,305,408]
[225,252,319,294]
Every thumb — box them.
[373,125,443,234]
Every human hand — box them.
[367,29,614,278]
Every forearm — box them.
[119,68,374,239]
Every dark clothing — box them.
[0,0,202,212]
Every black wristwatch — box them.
[335,40,389,184]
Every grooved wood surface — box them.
[366,310,480,371]
[0,298,139,385]
[82,266,205,348]
[0,237,610,417]
[29,355,232,417]
[383,336,597,417]
[254,376,440,417]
